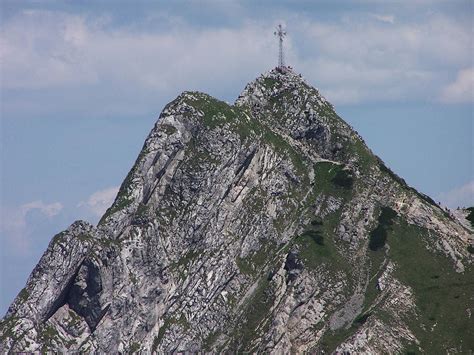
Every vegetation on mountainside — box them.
[236,240,277,277]
[376,157,441,210]
[98,147,149,225]
[152,314,190,352]
[8,72,470,354]
[368,207,397,251]
[313,161,354,197]
[388,221,474,353]
[228,277,276,352]
[465,207,474,254]
[320,209,473,354]
[186,93,308,178]
[294,214,347,271]
[466,207,474,228]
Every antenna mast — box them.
[274,24,287,68]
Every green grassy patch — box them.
[295,228,331,268]
[160,123,177,135]
[51,231,67,246]
[318,245,387,353]
[152,336,159,352]
[236,240,277,277]
[185,93,257,140]
[262,77,280,89]
[38,324,61,351]
[331,168,354,189]
[229,277,275,351]
[66,310,82,329]
[353,312,372,325]
[0,317,19,342]
[318,315,369,353]
[171,249,202,280]
[99,147,149,225]
[362,249,386,310]
[182,136,221,171]
[368,207,397,251]
[293,212,350,274]
[17,288,29,302]
[202,331,219,351]
[259,126,308,177]
[311,162,355,218]
[377,156,442,212]
[129,342,140,353]
[154,314,189,349]
[186,94,237,129]
[313,161,357,198]
[187,93,309,180]
[134,203,148,218]
[388,220,474,353]
[343,138,375,174]
[311,216,323,226]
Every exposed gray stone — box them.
[1,68,472,354]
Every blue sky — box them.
[0,0,472,314]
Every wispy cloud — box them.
[0,186,118,257]
[1,9,472,115]
[20,201,63,218]
[0,10,274,90]
[370,13,395,24]
[440,67,474,103]
[438,181,474,209]
[298,14,471,103]
[0,200,63,254]
[78,186,119,218]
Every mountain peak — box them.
[235,67,334,136]
[1,67,472,353]
[235,66,321,107]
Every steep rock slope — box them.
[1,68,473,353]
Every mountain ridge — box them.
[1,68,472,353]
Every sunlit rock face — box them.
[1,68,472,353]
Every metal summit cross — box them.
[274,24,287,68]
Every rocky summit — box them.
[1,68,473,353]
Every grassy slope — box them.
[318,213,473,353]
[388,220,474,353]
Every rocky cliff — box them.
[1,68,473,353]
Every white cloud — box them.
[438,181,474,209]
[297,14,471,103]
[78,186,119,217]
[0,200,63,254]
[20,200,63,218]
[0,11,99,89]
[0,9,472,112]
[440,68,474,103]
[0,11,274,91]
[370,14,395,24]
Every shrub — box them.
[369,207,398,251]
[379,207,397,225]
[310,217,323,226]
[369,226,387,251]
[466,207,474,228]
[332,169,354,189]
[301,230,325,246]
[354,312,372,325]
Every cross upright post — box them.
[274,24,287,68]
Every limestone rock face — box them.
[1,68,473,353]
